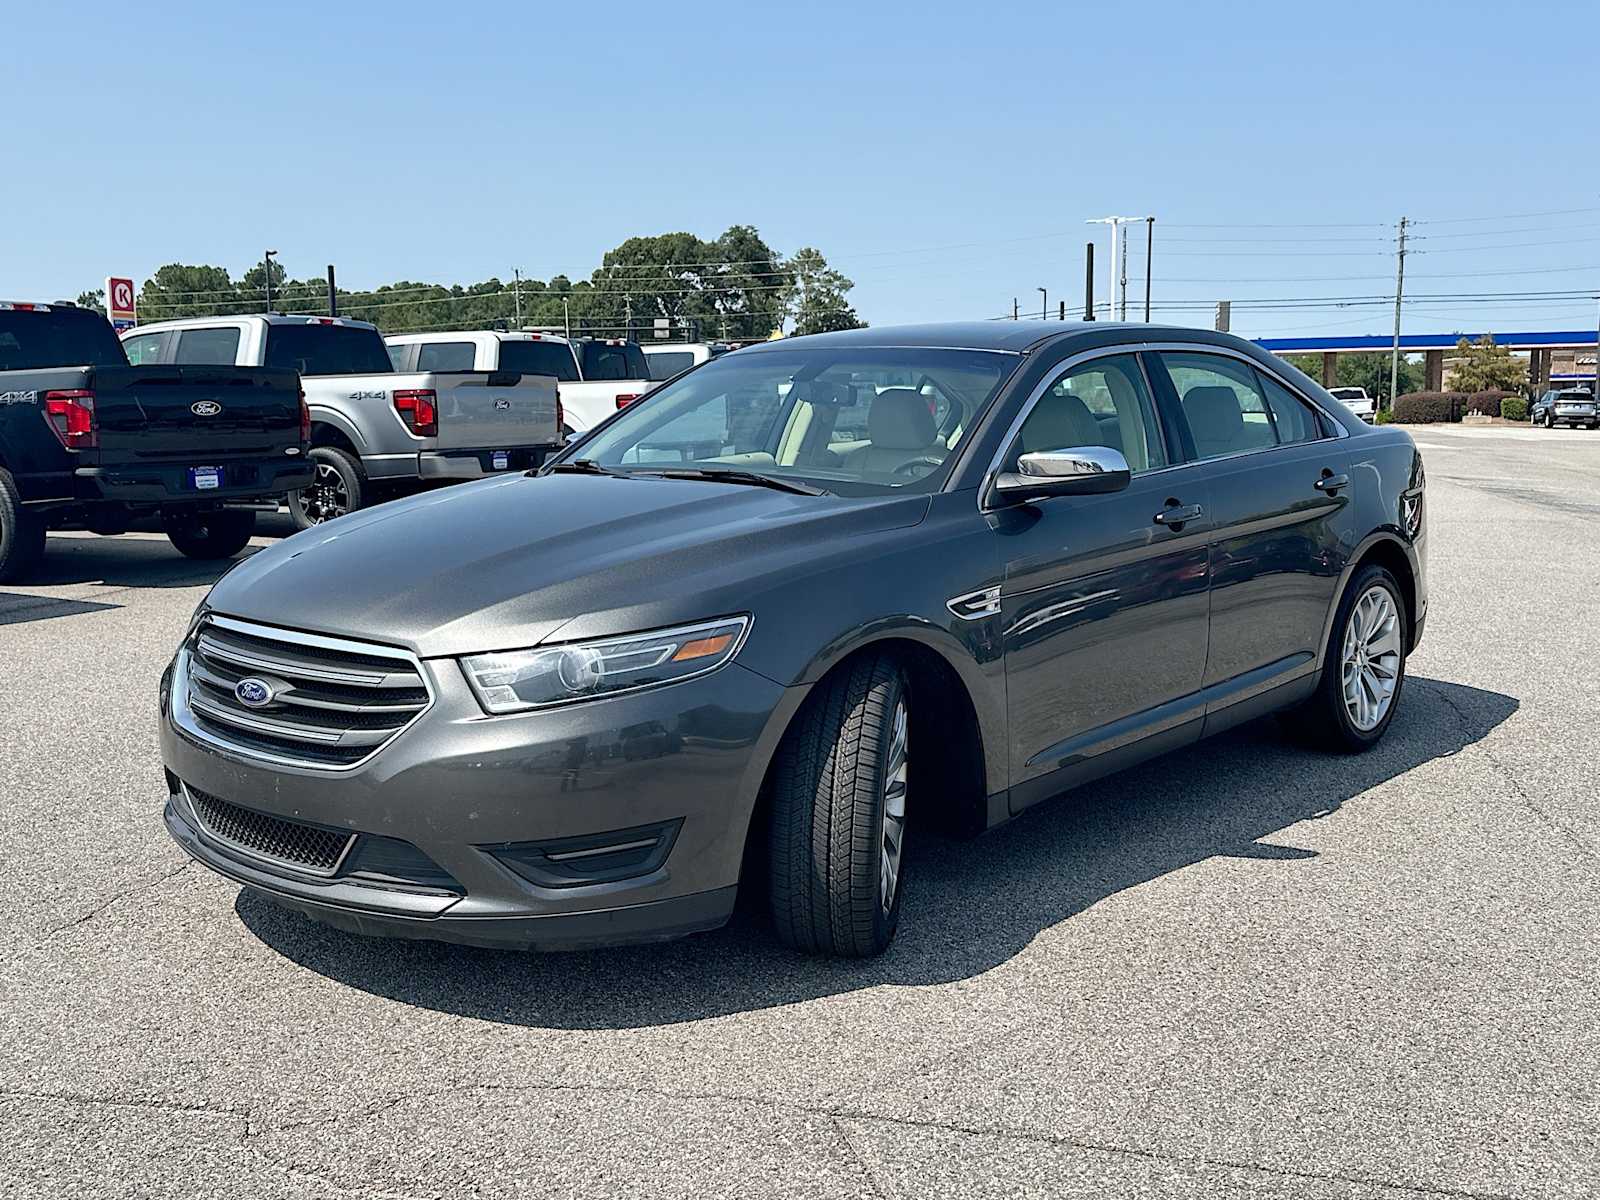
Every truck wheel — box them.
[0,467,47,584]
[768,654,910,957]
[163,509,256,560]
[288,447,364,529]
[1288,564,1408,753]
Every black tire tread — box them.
[0,466,47,584]
[769,653,904,957]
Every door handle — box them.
[1314,472,1350,493]
[1153,502,1203,527]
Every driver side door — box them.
[994,351,1213,811]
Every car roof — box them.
[740,321,1258,357]
[127,313,380,333]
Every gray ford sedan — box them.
[159,322,1427,957]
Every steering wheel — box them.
[892,456,946,480]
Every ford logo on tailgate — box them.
[234,677,275,708]
[191,400,222,416]
[494,397,511,411]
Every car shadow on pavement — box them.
[237,676,1517,1029]
[0,591,123,625]
[22,536,263,589]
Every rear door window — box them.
[580,341,649,380]
[646,351,696,380]
[121,331,166,366]
[174,326,242,365]
[1159,352,1279,460]
[416,341,477,372]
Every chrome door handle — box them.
[1154,502,1203,526]
[1315,472,1350,492]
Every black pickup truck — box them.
[0,302,311,582]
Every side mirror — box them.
[994,445,1131,501]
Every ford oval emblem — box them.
[234,677,275,708]
[191,400,222,417]
[494,397,511,411]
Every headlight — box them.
[460,616,751,714]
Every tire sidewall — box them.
[1326,566,1407,748]
[871,670,911,947]
[0,467,46,583]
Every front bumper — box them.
[159,648,798,950]
[77,459,314,505]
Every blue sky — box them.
[7,0,1600,340]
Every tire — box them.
[163,509,256,560]
[1544,412,1555,429]
[768,654,910,957]
[0,467,47,584]
[288,446,365,530]
[1291,564,1408,753]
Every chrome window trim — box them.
[181,781,356,879]
[979,341,1350,507]
[172,615,436,773]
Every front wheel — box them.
[768,655,910,957]
[1290,565,1408,752]
[1544,412,1555,428]
[163,509,256,560]
[288,447,365,530]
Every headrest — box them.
[868,388,938,450]
[1018,392,1102,455]
[1183,386,1245,444]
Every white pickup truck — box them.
[386,331,653,433]
[124,315,561,527]
[1326,385,1377,423]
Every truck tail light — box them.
[44,389,97,449]
[393,388,437,437]
[299,390,310,444]
[615,394,640,410]
[555,393,564,431]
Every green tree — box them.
[75,288,104,313]
[781,247,864,336]
[1448,334,1525,393]
[136,264,245,321]
[1283,351,1421,403]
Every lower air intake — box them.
[186,785,354,876]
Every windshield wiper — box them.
[638,467,828,496]
[546,458,628,478]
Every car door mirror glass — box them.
[996,446,1131,499]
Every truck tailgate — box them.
[89,365,303,461]
[423,372,560,448]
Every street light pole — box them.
[263,249,278,314]
[1037,286,1047,321]
[1144,216,1154,322]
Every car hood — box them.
[207,473,930,658]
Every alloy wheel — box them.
[302,463,349,524]
[880,698,908,913]
[1341,586,1402,731]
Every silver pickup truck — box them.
[123,315,560,527]
[385,330,653,433]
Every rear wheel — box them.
[1291,565,1407,752]
[0,467,47,584]
[1544,411,1555,428]
[288,446,365,529]
[163,509,256,560]
[768,654,910,957]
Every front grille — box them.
[186,785,354,875]
[182,615,430,769]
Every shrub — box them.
[1375,409,1393,425]
[1392,392,1466,424]
[1465,389,1514,417]
[1501,396,1528,422]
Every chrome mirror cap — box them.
[1014,445,1129,479]
[994,445,1132,500]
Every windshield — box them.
[498,339,580,381]
[264,323,394,376]
[569,346,1018,495]
[0,308,127,370]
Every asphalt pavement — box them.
[2,423,1596,1199]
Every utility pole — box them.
[326,264,337,316]
[1037,287,1047,321]
[1214,300,1231,332]
[513,268,523,327]
[1058,300,1065,321]
[1143,217,1154,322]
[1013,297,1019,320]
[263,249,277,314]
[562,297,571,338]
[1389,217,1408,409]
[1084,243,1094,320]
